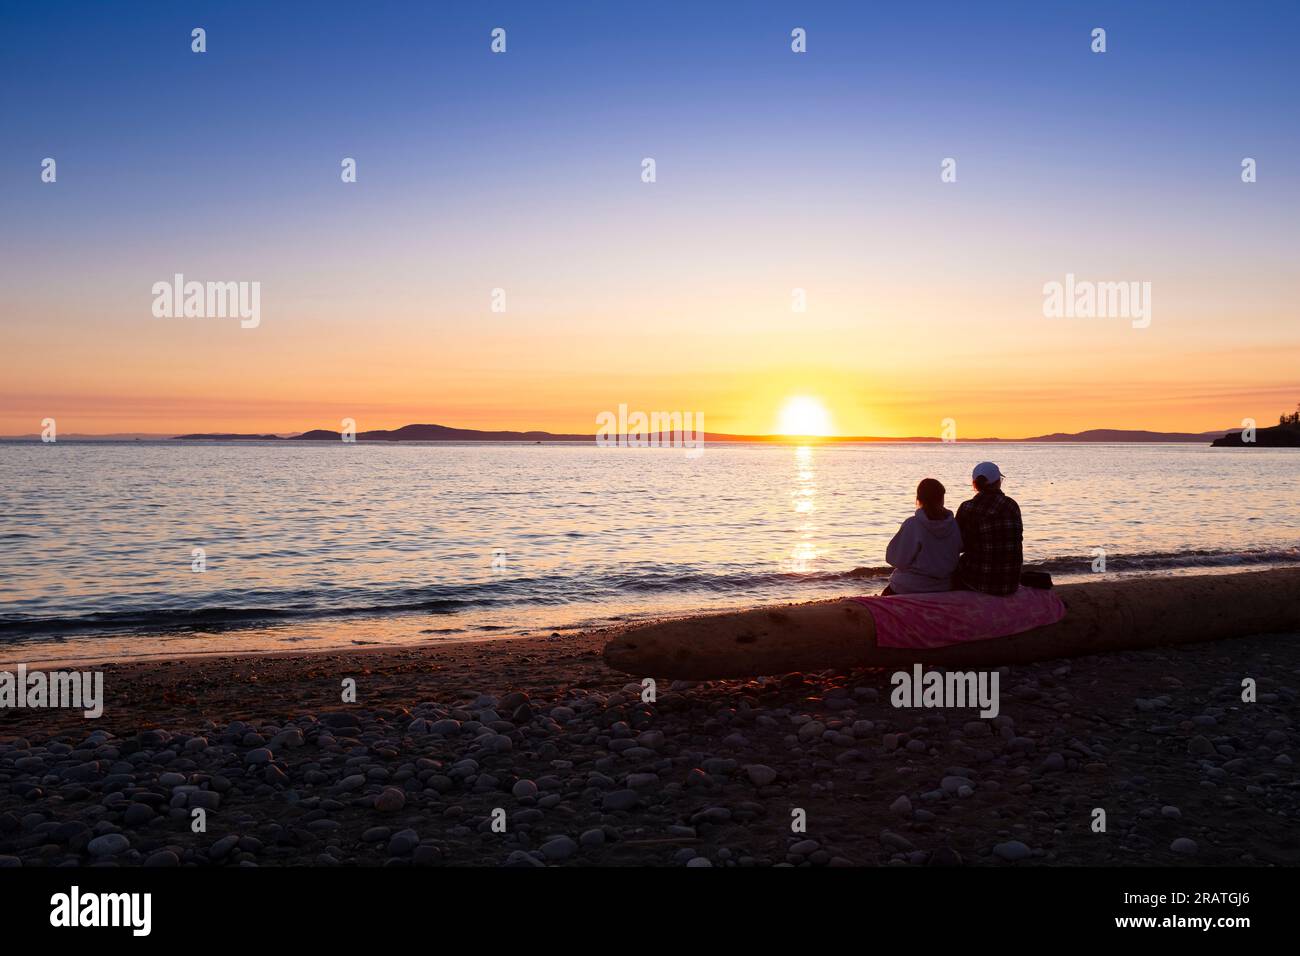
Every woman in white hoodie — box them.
[882,478,962,595]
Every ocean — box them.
[1,441,1297,664]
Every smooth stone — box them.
[993,841,1031,862]
[601,789,640,812]
[87,833,130,857]
[122,804,154,826]
[797,721,826,742]
[188,790,221,810]
[388,829,420,855]
[540,836,578,861]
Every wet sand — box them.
[2,627,1298,866]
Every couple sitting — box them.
[882,461,1023,597]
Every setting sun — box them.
[776,396,835,437]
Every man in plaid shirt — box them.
[955,462,1022,595]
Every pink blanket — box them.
[852,587,1066,649]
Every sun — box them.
[776,396,835,437]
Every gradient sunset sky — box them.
[2,1,1298,437]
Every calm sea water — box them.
[1,441,1297,663]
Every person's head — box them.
[971,461,1004,493]
[916,477,946,515]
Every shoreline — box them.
[6,561,1300,671]
[3,624,1298,867]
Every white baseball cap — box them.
[972,461,1004,483]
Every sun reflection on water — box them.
[786,444,819,572]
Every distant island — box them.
[160,424,1235,444]
[11,423,1295,445]
[1211,405,1300,447]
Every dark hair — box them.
[916,478,945,509]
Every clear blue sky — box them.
[1,1,1297,436]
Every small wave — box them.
[1,547,1295,641]
[1026,547,1300,575]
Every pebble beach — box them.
[2,628,1297,868]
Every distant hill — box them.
[171,433,285,441]
[1018,429,1228,443]
[295,424,592,442]
[147,423,1238,443]
[2,422,1249,444]
[1211,423,1300,447]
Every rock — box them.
[1170,838,1198,856]
[122,803,154,826]
[269,729,304,750]
[940,775,973,794]
[388,829,420,855]
[1160,805,1181,819]
[797,721,826,742]
[144,850,179,867]
[413,845,442,866]
[188,790,221,810]
[540,836,578,861]
[500,691,529,711]
[244,748,273,765]
[601,789,640,812]
[1187,735,1217,756]
[880,830,915,852]
[375,787,406,813]
[686,857,713,867]
[319,712,360,730]
[928,847,963,866]
[87,833,130,857]
[512,779,539,799]
[890,795,913,816]
[504,850,545,868]
[745,765,778,786]
[993,841,1031,862]
[579,828,606,847]
[209,835,239,860]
